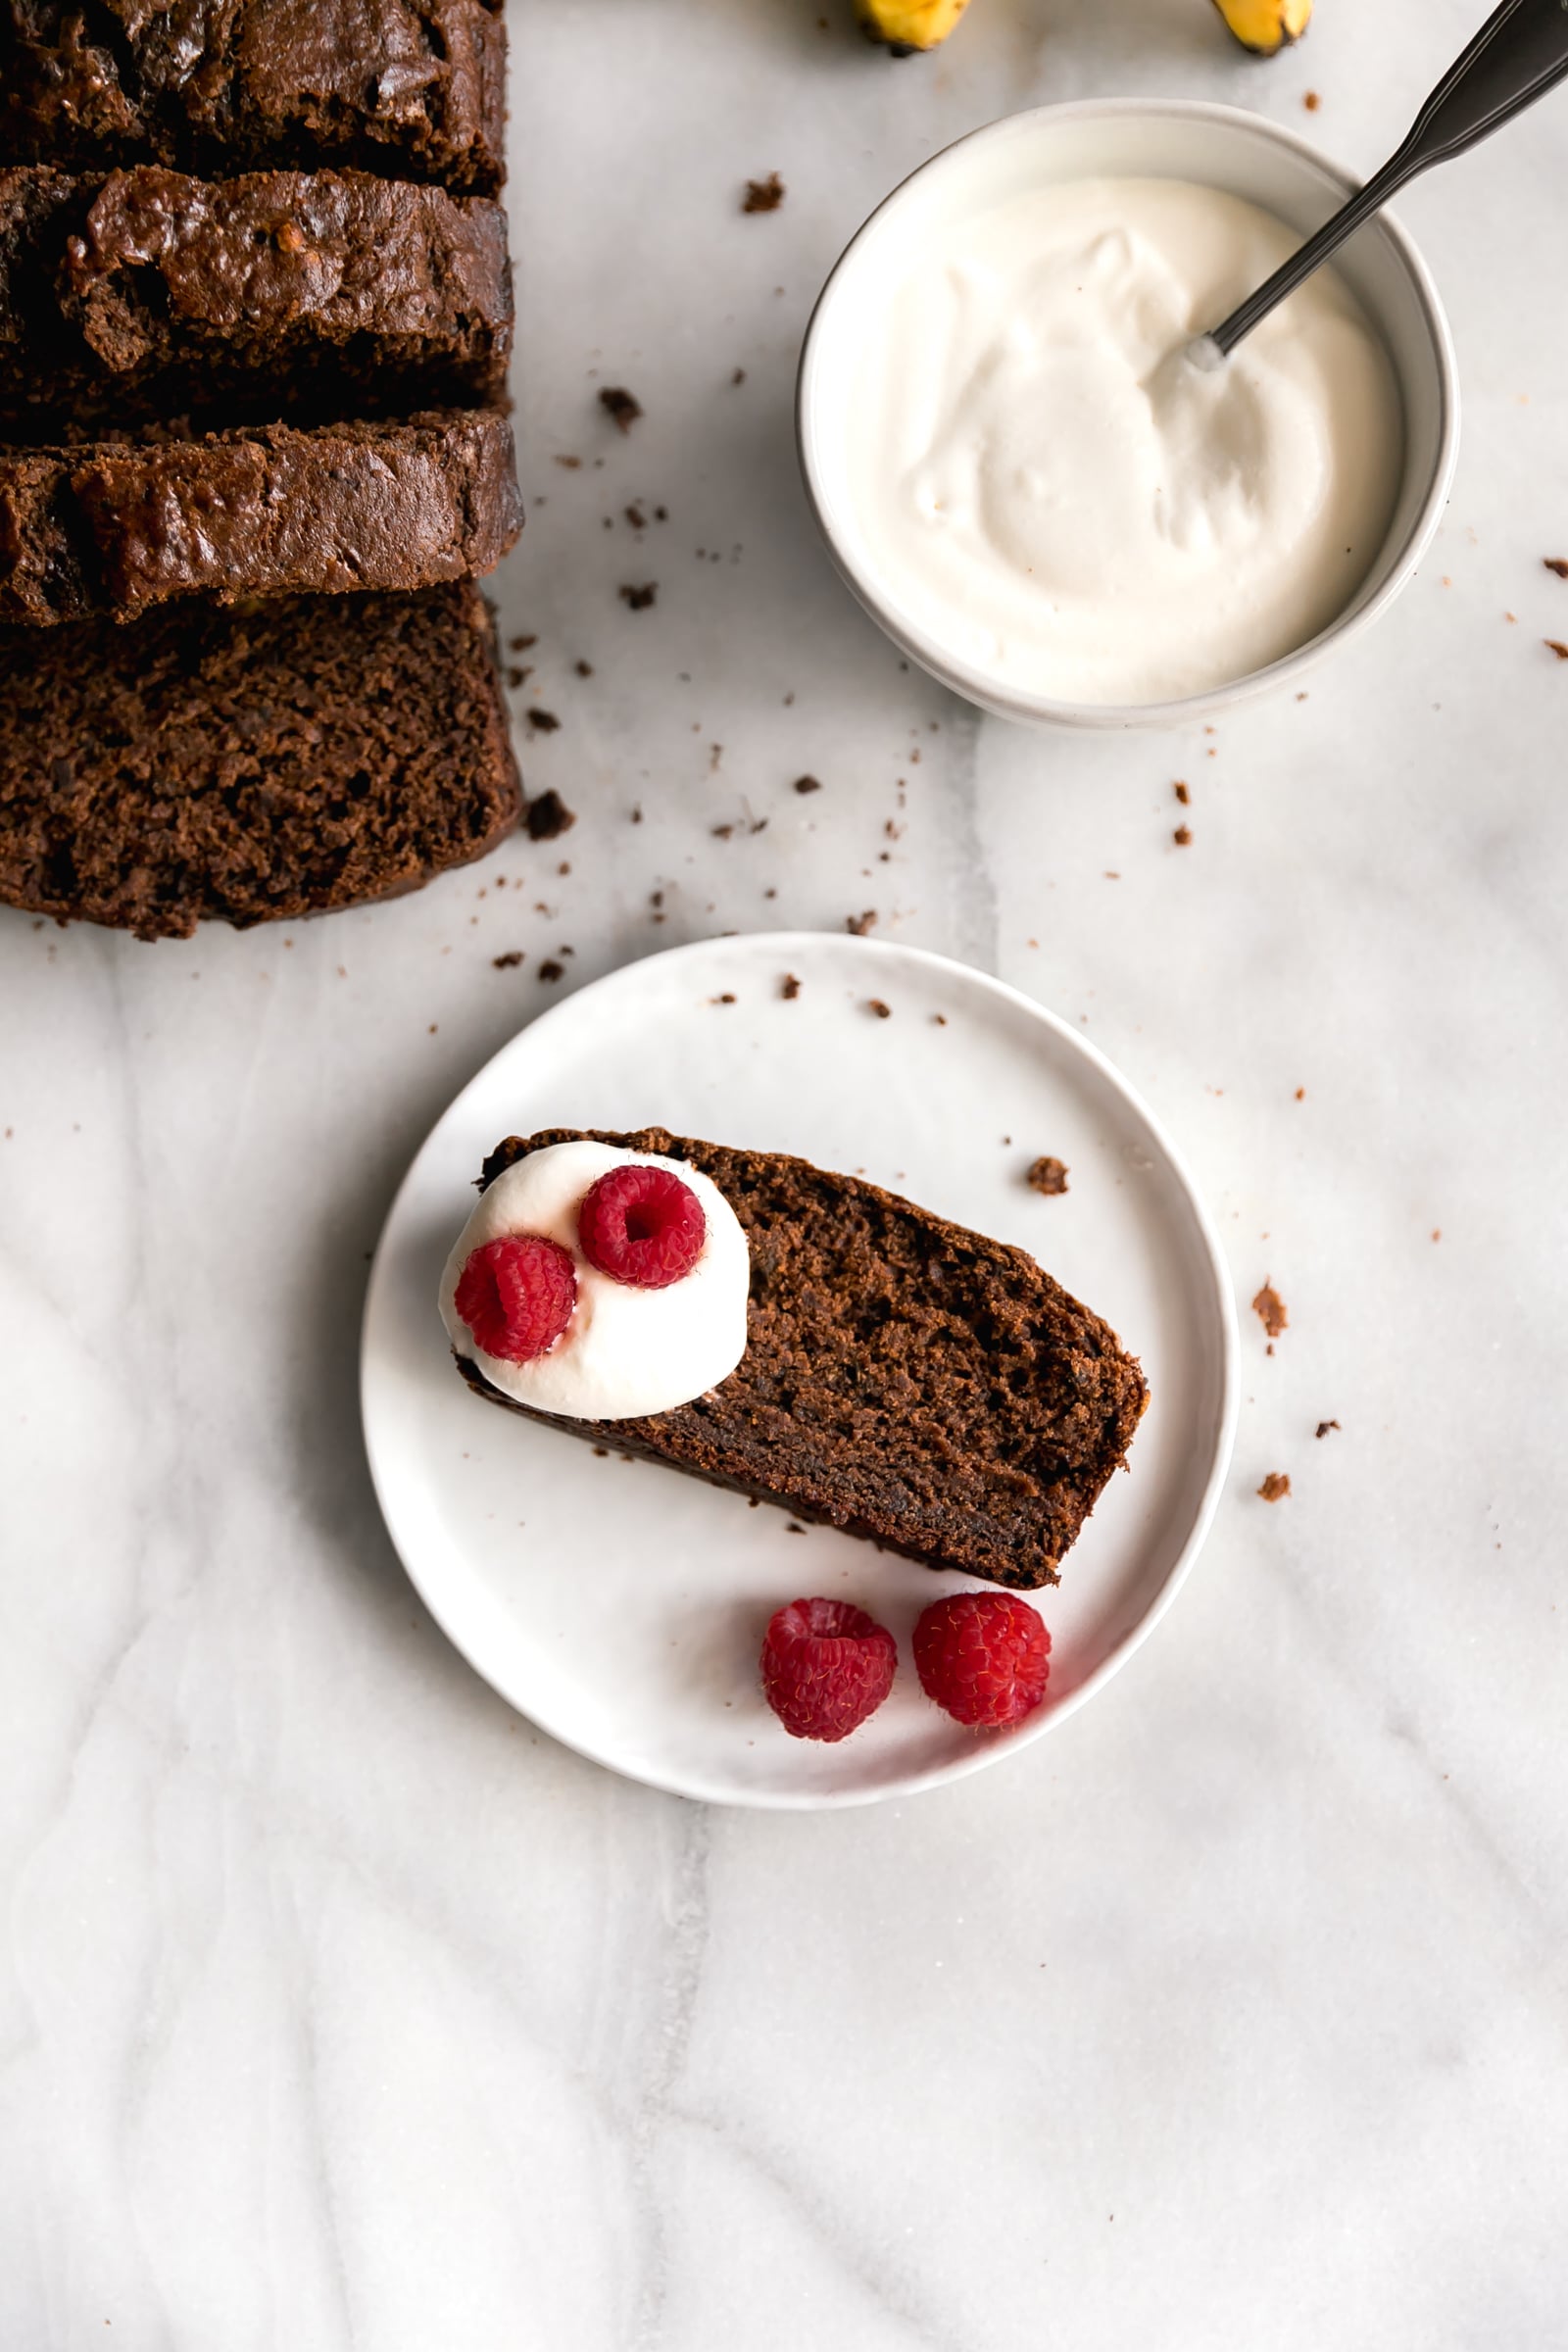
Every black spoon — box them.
[1192,0,1568,366]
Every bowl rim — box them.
[795,96,1461,731]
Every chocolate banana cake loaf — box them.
[0,409,522,622]
[0,0,508,194]
[0,581,519,937]
[0,164,513,440]
[455,1128,1149,1591]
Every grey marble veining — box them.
[4,0,1568,2343]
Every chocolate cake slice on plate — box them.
[451,1127,1149,1592]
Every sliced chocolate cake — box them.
[0,582,520,937]
[0,409,521,622]
[0,164,513,440]
[449,1128,1149,1591]
[0,0,508,194]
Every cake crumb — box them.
[625,504,647,530]
[933,1012,948,1026]
[524,789,575,841]
[1303,89,1320,110]
[554,454,581,469]
[1432,1227,1442,1242]
[711,822,735,840]
[714,993,737,1005]
[1252,1281,1288,1339]
[743,172,786,214]
[794,773,822,794]
[867,997,892,1018]
[1174,780,1190,805]
[781,972,801,1000]
[599,386,642,432]
[1295,1086,1305,1101]
[508,633,537,652]
[492,951,523,969]
[526,708,561,732]
[1315,1419,1341,1439]
[1257,1472,1291,1502]
[1026,1155,1069,1197]
[1545,558,1568,577]
[847,908,877,935]
[1547,640,1568,661]
[537,958,564,983]
[620,583,658,611]
[1174,823,1193,846]
[575,659,593,676]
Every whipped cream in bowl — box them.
[798,101,1458,728]
[440,1140,751,1420]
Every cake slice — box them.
[0,581,520,937]
[451,1127,1149,1591]
[0,164,513,441]
[0,409,522,622]
[0,0,507,194]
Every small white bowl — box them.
[797,100,1459,731]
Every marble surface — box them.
[4,0,1568,2341]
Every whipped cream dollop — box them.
[439,1140,751,1420]
[842,175,1403,705]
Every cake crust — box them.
[454,1128,1150,1591]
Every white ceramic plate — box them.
[361,933,1237,1809]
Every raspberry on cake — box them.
[454,1236,576,1363]
[446,1127,1148,1592]
[578,1164,707,1290]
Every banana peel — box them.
[1210,0,1312,55]
[854,0,972,56]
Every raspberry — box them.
[578,1162,706,1289]
[912,1592,1051,1728]
[760,1596,897,1742]
[454,1234,577,1362]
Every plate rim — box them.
[360,930,1240,1810]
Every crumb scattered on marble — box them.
[537,958,564,983]
[1545,558,1568,578]
[620,582,658,611]
[781,972,801,1000]
[1027,1155,1069,1197]
[1303,89,1320,110]
[1174,824,1193,846]
[1257,1472,1291,1502]
[1174,780,1191,805]
[867,998,892,1018]
[600,386,642,432]
[847,908,877,935]
[743,172,786,214]
[525,788,575,841]
[794,774,822,795]
[526,709,561,732]
[1315,1419,1341,1439]
[1546,640,1568,661]
[1252,1281,1288,1340]
[492,951,523,969]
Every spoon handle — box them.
[1209,0,1568,356]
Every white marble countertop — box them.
[6,1,1568,2342]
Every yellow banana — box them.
[1210,0,1312,54]
[854,0,973,56]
